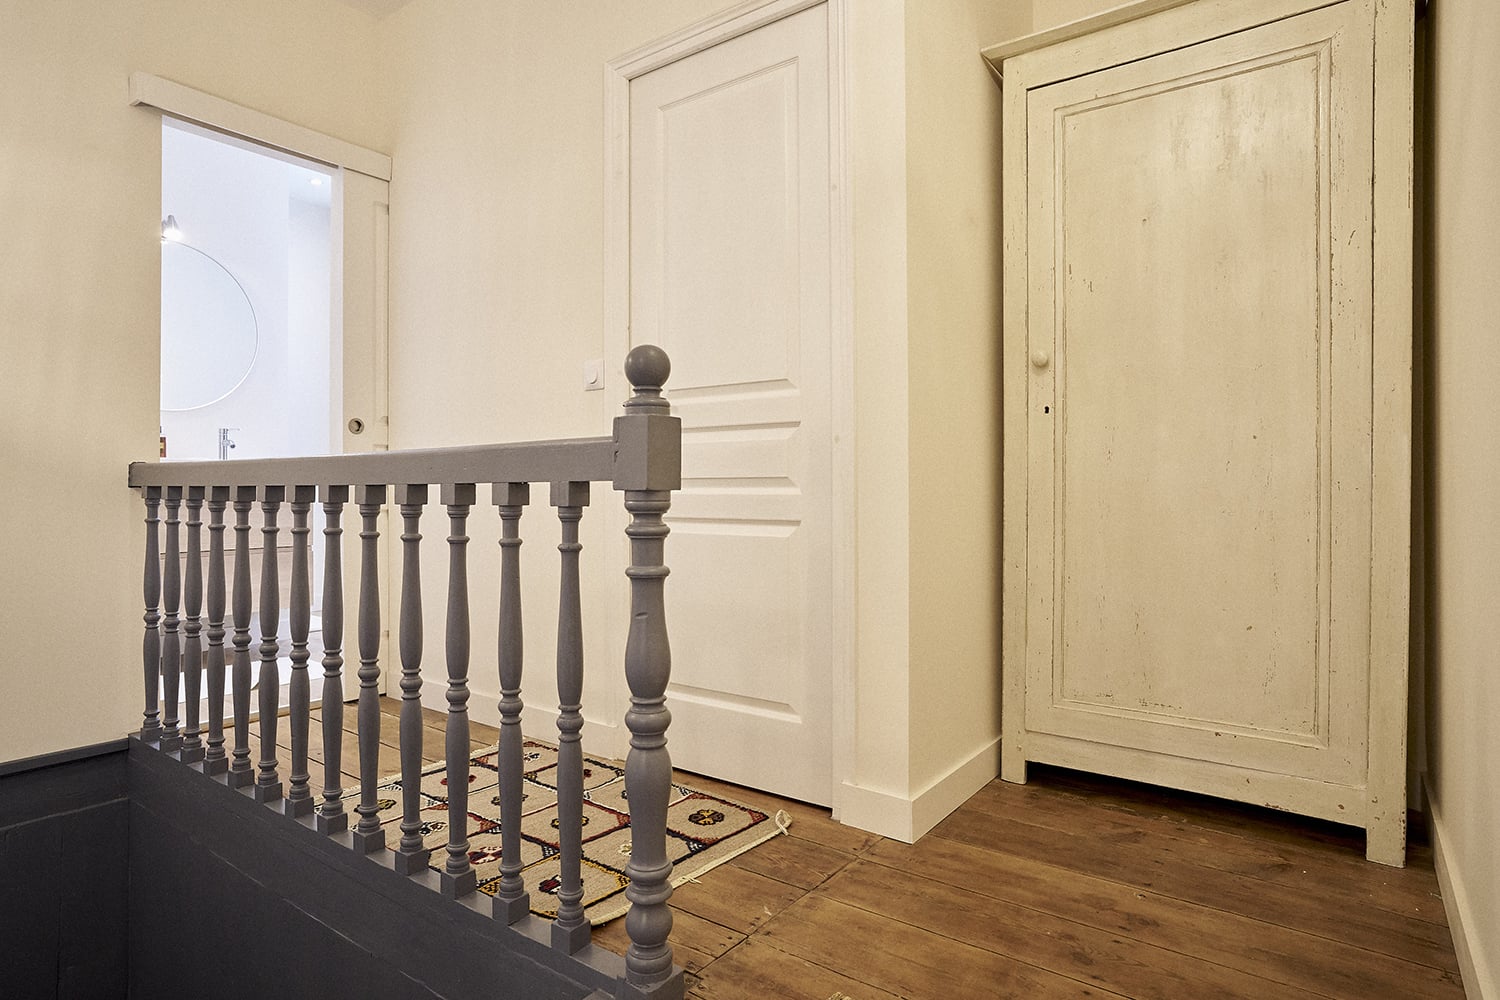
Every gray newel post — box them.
[614,344,683,996]
[140,486,163,743]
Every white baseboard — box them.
[838,736,1002,844]
[838,780,917,841]
[1426,774,1496,1000]
[912,736,1002,838]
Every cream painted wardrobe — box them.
[985,0,1415,864]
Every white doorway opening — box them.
[161,119,335,712]
[136,69,395,714]
[160,117,336,464]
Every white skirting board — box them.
[1426,775,1495,1000]
[837,737,1002,843]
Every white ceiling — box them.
[335,0,415,19]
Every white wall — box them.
[286,194,334,456]
[379,0,1032,839]
[377,0,752,773]
[0,0,385,764]
[1422,1,1500,995]
[904,0,1029,826]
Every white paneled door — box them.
[626,4,833,805]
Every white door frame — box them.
[603,0,855,812]
[131,72,394,692]
[129,71,392,455]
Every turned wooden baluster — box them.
[394,484,430,875]
[139,486,162,743]
[617,345,680,992]
[204,486,230,776]
[317,486,349,835]
[255,486,285,803]
[492,481,530,923]
[440,483,476,898]
[285,486,315,817]
[160,487,183,753]
[181,487,205,765]
[551,481,590,954]
[351,485,387,854]
[228,486,256,789]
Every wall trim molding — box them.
[839,738,1001,844]
[911,737,1002,841]
[0,738,129,778]
[1425,775,1495,1000]
[128,72,392,180]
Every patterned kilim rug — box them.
[343,738,789,925]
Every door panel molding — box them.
[605,0,852,807]
[997,0,1413,864]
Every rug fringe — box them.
[588,808,793,925]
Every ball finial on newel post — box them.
[623,344,671,414]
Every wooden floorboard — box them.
[235,698,1465,999]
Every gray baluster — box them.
[492,481,530,923]
[394,484,430,876]
[140,486,162,743]
[440,484,476,898]
[204,487,229,776]
[160,487,183,753]
[285,486,315,817]
[181,487,205,765]
[352,485,387,854]
[617,346,678,991]
[229,486,256,788]
[255,485,285,803]
[551,481,590,954]
[317,486,349,835]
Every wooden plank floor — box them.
[244,698,1464,999]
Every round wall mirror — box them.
[160,241,258,411]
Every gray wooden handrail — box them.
[130,345,686,1000]
[129,437,618,490]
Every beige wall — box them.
[904,0,1027,805]
[375,0,746,771]
[1031,0,1115,29]
[1422,0,1499,994]
[0,0,385,764]
[379,0,1031,839]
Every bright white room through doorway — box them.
[160,117,335,464]
[160,118,336,707]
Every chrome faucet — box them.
[218,427,238,461]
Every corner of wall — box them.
[1425,776,1497,1000]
